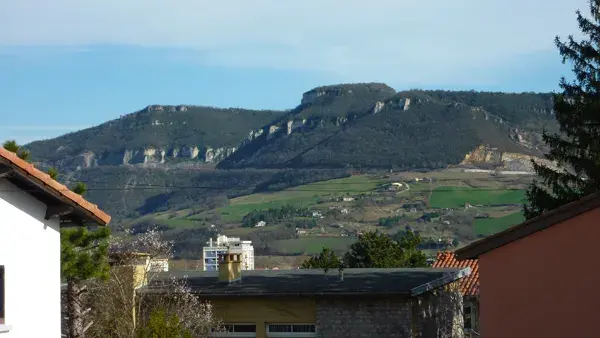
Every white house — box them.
[0,148,110,337]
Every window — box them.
[212,324,256,337]
[267,324,316,337]
[463,305,472,330]
[0,266,4,324]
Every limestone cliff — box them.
[461,145,557,172]
[50,145,238,171]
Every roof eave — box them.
[0,159,110,227]
[139,289,414,297]
[410,267,472,296]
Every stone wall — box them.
[316,296,413,338]
[316,294,463,338]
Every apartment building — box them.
[203,235,254,271]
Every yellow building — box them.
[145,252,471,338]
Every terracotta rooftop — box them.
[432,251,479,297]
[0,147,110,226]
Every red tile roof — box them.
[432,251,479,297]
[0,147,110,226]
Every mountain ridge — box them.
[15,82,561,224]
[25,83,556,173]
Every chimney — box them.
[218,251,242,283]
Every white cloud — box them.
[0,0,588,84]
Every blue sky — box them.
[0,0,588,144]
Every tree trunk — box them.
[67,281,84,338]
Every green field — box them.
[473,212,526,236]
[162,218,204,228]
[270,237,357,255]
[429,186,526,208]
[212,175,383,222]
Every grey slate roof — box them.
[143,267,470,297]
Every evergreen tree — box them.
[61,226,110,338]
[71,181,88,195]
[47,167,59,180]
[2,139,31,161]
[342,230,428,268]
[525,0,600,218]
[62,181,110,338]
[300,247,341,273]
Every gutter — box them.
[410,267,471,296]
[138,288,415,297]
[140,268,471,298]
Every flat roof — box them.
[143,267,470,297]
[456,192,600,260]
[0,147,110,226]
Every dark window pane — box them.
[269,324,292,332]
[464,316,472,329]
[234,325,257,332]
[292,325,316,333]
[464,306,471,315]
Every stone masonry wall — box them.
[316,297,413,338]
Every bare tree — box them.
[81,227,220,338]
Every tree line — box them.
[242,204,311,227]
[5,2,600,334]
[301,230,429,270]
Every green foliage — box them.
[342,230,428,268]
[64,167,348,222]
[25,106,283,165]
[429,186,526,208]
[47,167,59,180]
[395,230,429,267]
[220,87,556,170]
[60,226,111,282]
[70,182,87,195]
[378,215,407,227]
[473,212,526,236]
[424,90,555,127]
[268,237,354,256]
[137,307,192,338]
[525,2,600,218]
[301,247,342,272]
[2,140,19,153]
[253,169,350,192]
[241,204,311,227]
[2,139,31,161]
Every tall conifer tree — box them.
[525,0,600,218]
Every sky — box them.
[0,0,589,144]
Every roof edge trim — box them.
[410,267,472,296]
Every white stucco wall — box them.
[0,179,61,337]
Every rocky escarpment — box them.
[49,145,238,171]
[26,104,283,171]
[461,145,557,172]
[300,83,396,106]
[27,84,559,173]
